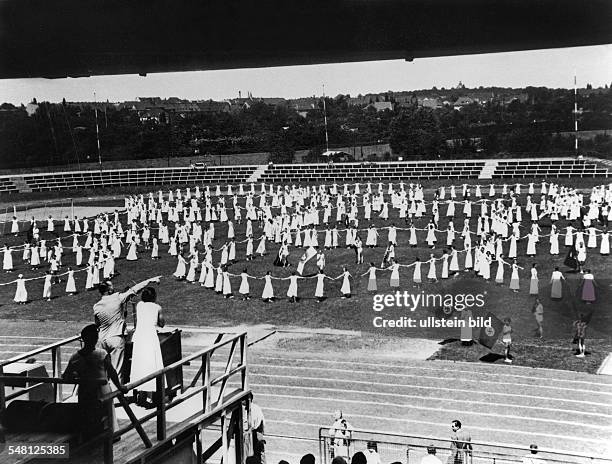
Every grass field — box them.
[0,178,610,373]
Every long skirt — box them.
[581,281,596,303]
[529,278,539,295]
[367,277,377,291]
[550,280,563,299]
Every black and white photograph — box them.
[0,1,611,463]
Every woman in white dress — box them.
[441,252,450,279]
[11,217,19,235]
[42,272,52,301]
[65,267,77,294]
[509,260,522,292]
[425,222,437,248]
[173,254,187,280]
[526,233,537,257]
[362,263,377,291]
[314,270,331,302]
[338,267,351,298]
[529,263,539,295]
[126,238,138,261]
[388,259,400,287]
[587,227,598,248]
[14,274,27,303]
[286,271,300,302]
[238,268,251,300]
[495,255,506,284]
[203,262,215,289]
[261,271,274,302]
[549,229,560,255]
[600,230,610,255]
[3,245,13,272]
[427,254,437,282]
[186,255,198,283]
[130,287,165,407]
[412,257,422,285]
[222,267,233,298]
[550,266,564,299]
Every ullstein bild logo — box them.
[372,291,485,312]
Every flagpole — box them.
[322,84,329,153]
[573,72,579,158]
[94,91,102,170]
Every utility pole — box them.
[94,92,102,170]
[322,84,329,153]
[573,72,579,158]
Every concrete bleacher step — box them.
[8,176,31,193]
[478,160,498,179]
[247,165,269,183]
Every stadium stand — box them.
[0,178,18,193]
[260,160,486,183]
[492,158,608,178]
[0,158,608,194]
[14,165,257,192]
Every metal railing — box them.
[0,331,251,464]
[318,427,612,464]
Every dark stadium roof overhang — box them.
[1,0,611,79]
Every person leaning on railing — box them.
[62,324,128,440]
[447,420,472,464]
[328,410,352,461]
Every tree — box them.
[389,107,445,158]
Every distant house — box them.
[260,97,287,108]
[291,97,318,117]
[139,108,167,124]
[453,96,475,110]
[365,101,394,112]
[419,97,442,109]
[196,100,231,113]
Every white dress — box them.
[315,274,326,298]
[129,302,165,392]
[239,273,250,295]
[287,275,299,298]
[262,275,274,299]
[600,232,610,255]
[340,271,351,295]
[14,278,27,302]
[126,241,138,261]
[65,270,77,293]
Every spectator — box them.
[447,420,471,464]
[250,402,266,464]
[502,318,513,363]
[300,454,316,464]
[522,444,547,464]
[532,298,544,338]
[129,286,165,408]
[573,313,588,358]
[329,410,352,461]
[364,442,380,464]
[62,324,128,438]
[351,452,367,464]
[420,445,442,464]
[93,276,161,382]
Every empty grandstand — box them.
[0,158,607,194]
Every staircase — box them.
[9,176,32,193]
[247,164,268,183]
[478,160,498,179]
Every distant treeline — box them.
[0,86,611,169]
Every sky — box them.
[1,45,611,105]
